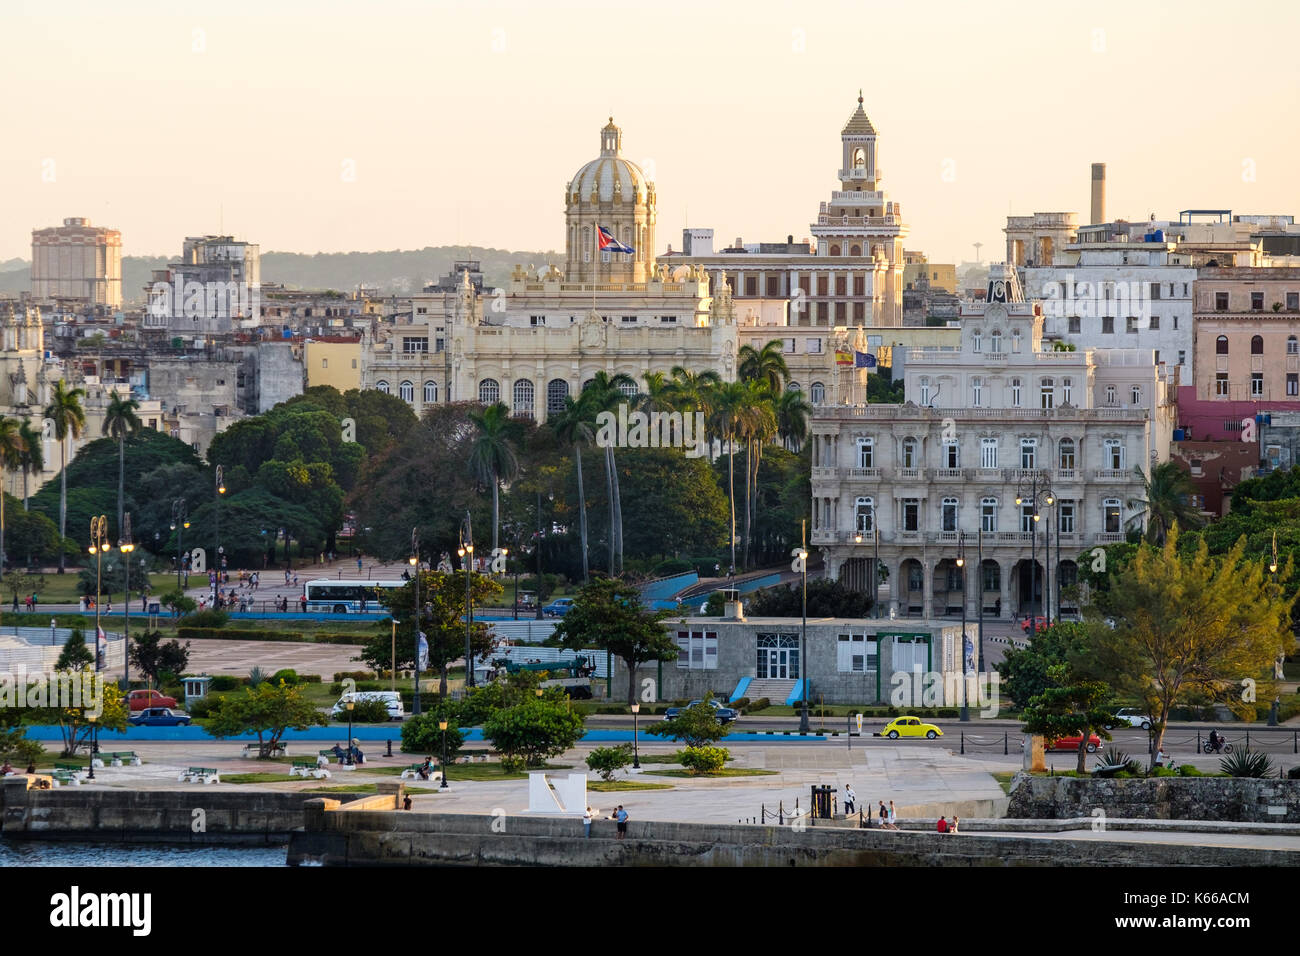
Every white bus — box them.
[304,579,404,614]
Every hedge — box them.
[177,627,361,644]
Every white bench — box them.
[399,764,443,782]
[178,767,220,784]
[289,761,332,779]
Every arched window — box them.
[375,380,390,394]
[1103,498,1122,533]
[830,244,841,256]
[855,497,875,532]
[547,379,570,414]
[849,244,862,256]
[478,378,500,404]
[581,377,595,392]
[423,381,438,404]
[810,382,825,404]
[972,329,983,353]
[980,497,998,533]
[1058,438,1075,470]
[941,497,958,532]
[1251,335,1264,354]
[1040,377,1055,409]
[1289,336,1298,355]
[1012,329,1022,352]
[853,147,865,169]
[1062,377,1073,404]
[399,380,414,404]
[1131,385,1142,406]
[513,379,535,418]
[788,381,801,391]
[1020,437,1037,469]
[856,437,874,468]
[902,437,918,469]
[1216,335,1229,355]
[919,377,932,405]
[1105,384,1116,405]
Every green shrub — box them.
[334,671,378,682]
[483,699,586,769]
[208,675,243,691]
[748,697,771,712]
[1151,766,1176,777]
[1221,748,1275,778]
[1287,766,1300,780]
[0,727,44,765]
[586,744,634,781]
[342,699,392,723]
[936,708,959,718]
[400,712,465,760]
[247,666,266,687]
[178,609,229,629]
[730,697,751,711]
[652,558,694,577]
[677,745,729,775]
[186,696,220,719]
[1178,764,1204,777]
[271,669,300,686]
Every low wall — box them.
[286,807,1299,867]
[1007,773,1300,823]
[0,779,315,844]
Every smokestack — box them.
[1090,162,1106,225]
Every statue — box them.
[436,552,453,574]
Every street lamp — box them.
[1270,531,1280,726]
[87,713,98,780]
[119,514,134,690]
[390,617,399,695]
[170,499,189,590]
[458,512,475,689]
[345,699,354,766]
[215,465,226,588]
[1014,474,1054,625]
[410,528,421,716]
[796,520,810,734]
[631,701,641,768]
[89,516,111,673]
[957,531,969,722]
[438,718,450,789]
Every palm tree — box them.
[102,391,142,537]
[708,379,753,576]
[738,384,778,568]
[1127,462,1204,545]
[738,340,790,394]
[668,365,721,449]
[0,416,26,581]
[17,418,43,511]
[45,379,87,573]
[775,388,812,451]
[550,393,596,584]
[581,371,637,574]
[467,402,520,552]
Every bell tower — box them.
[839,91,879,191]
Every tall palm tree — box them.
[0,416,26,581]
[668,365,722,449]
[45,379,87,573]
[637,371,680,444]
[708,379,752,576]
[17,418,44,511]
[775,388,812,451]
[550,393,596,584]
[467,402,520,552]
[102,391,142,537]
[739,385,778,568]
[1127,462,1204,545]
[738,340,790,394]
[582,371,637,574]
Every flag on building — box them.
[835,349,854,366]
[854,350,877,369]
[417,632,429,672]
[597,225,634,254]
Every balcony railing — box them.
[1093,469,1130,479]
[815,530,1131,547]
[815,405,1148,422]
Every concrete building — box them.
[143,235,261,336]
[229,340,303,413]
[143,357,240,455]
[31,218,123,309]
[1169,439,1257,518]
[810,265,1174,621]
[1005,213,1078,270]
[304,337,362,393]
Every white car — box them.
[1108,708,1152,731]
[332,691,404,721]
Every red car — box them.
[1044,733,1102,753]
[1021,616,1049,635]
[128,689,178,712]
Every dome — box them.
[567,118,650,204]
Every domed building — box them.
[564,119,657,285]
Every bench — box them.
[399,763,442,782]
[51,769,80,787]
[54,762,87,781]
[242,742,287,758]
[289,759,331,780]
[107,751,141,767]
[178,767,220,784]
[458,749,490,764]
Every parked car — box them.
[1106,708,1152,731]
[542,598,575,617]
[1044,733,1102,753]
[331,691,404,720]
[1021,616,1050,635]
[128,707,191,727]
[877,716,943,739]
[663,699,739,724]
[128,689,178,712]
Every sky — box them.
[2,0,1298,266]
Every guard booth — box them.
[183,675,213,705]
[810,784,837,820]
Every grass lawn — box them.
[587,780,674,792]
[440,761,571,781]
[626,753,732,765]
[11,572,180,606]
[222,773,299,784]
[992,771,1015,794]
[644,768,778,778]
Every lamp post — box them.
[977,528,986,675]
[631,701,641,768]
[1014,475,1053,625]
[438,718,449,789]
[87,713,97,780]
[119,514,134,690]
[89,516,111,673]
[957,531,969,722]
[170,499,189,591]
[534,490,551,622]
[796,520,810,734]
[410,528,421,716]
[345,700,354,766]
[390,617,398,695]
[215,465,225,583]
[1270,532,1280,726]
[458,512,475,689]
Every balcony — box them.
[1056,468,1077,481]
[848,467,882,479]
[898,468,921,481]
[931,468,968,480]
[1093,469,1131,480]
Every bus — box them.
[303,579,405,614]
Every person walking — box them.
[583,805,594,838]
[886,800,899,830]
[843,785,856,816]
[878,801,888,828]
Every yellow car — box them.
[878,716,943,739]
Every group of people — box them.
[580,805,629,839]
[10,593,39,612]
[329,740,365,764]
[1,760,37,776]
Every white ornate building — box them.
[809,265,1176,620]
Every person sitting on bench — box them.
[418,757,433,780]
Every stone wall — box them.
[1007,773,1300,822]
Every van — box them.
[331,691,404,721]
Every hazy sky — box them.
[3,0,1298,267]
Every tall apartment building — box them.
[31,217,123,308]
[144,235,261,335]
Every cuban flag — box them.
[597,225,634,255]
[854,351,877,369]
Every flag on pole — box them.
[835,349,854,366]
[597,225,634,254]
[417,631,429,672]
[854,350,877,369]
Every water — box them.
[0,839,287,867]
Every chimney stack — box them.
[1090,163,1106,225]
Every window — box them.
[1252,373,1264,397]
[1020,503,1036,533]
[546,379,570,414]
[659,315,678,324]
[855,497,875,532]
[620,315,637,324]
[1251,292,1264,311]
[1216,335,1229,355]
[1020,438,1037,469]
[351,359,357,369]
[1104,499,1122,533]
[980,497,998,532]
[375,380,390,394]
[857,437,874,468]
[944,440,959,468]
[810,382,825,404]
[1289,336,1299,355]
[1010,378,1022,407]
[1040,378,1054,409]
[1062,378,1073,404]
[982,562,1000,592]
[321,358,328,369]
[478,378,500,404]
[919,377,931,405]
[1178,350,1186,366]
[1150,283,1162,300]
[971,377,983,407]
[674,630,718,670]
[972,330,982,353]
[1058,438,1075,469]
[1131,385,1142,405]
[755,634,800,679]
[424,381,438,404]
[1105,384,1116,405]
[837,633,871,674]
[1215,373,1229,397]
[1068,316,1081,334]
[1058,501,1075,533]
[902,437,918,469]
[980,438,997,469]
[513,379,535,417]
[1104,439,1125,469]
[1215,292,1229,310]
[1126,316,1138,333]
[402,337,429,353]
[806,338,822,354]
[399,381,414,403]
[529,315,545,327]
[1102,316,1114,334]
[617,379,638,400]
[902,499,920,532]
[1289,374,1298,397]
[941,497,958,532]
[990,330,1002,353]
